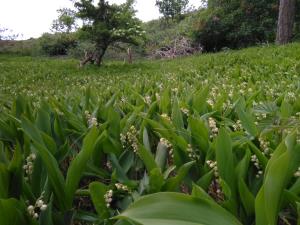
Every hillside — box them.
[1,43,299,102]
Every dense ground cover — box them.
[0,43,300,225]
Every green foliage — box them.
[51,8,77,33]
[192,0,279,51]
[0,44,300,224]
[38,33,77,56]
[74,0,145,65]
[155,0,189,20]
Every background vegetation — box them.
[1,0,300,59]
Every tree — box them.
[51,8,78,33]
[155,0,189,20]
[276,0,296,44]
[74,0,145,66]
[192,0,279,51]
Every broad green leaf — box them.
[192,86,209,113]
[89,182,110,220]
[137,144,158,173]
[260,133,300,225]
[8,142,23,198]
[155,142,168,171]
[0,198,27,225]
[21,117,67,210]
[36,108,51,135]
[143,127,151,152]
[117,192,242,225]
[255,187,268,225]
[297,202,300,225]
[192,183,214,202]
[163,161,195,191]
[65,127,99,207]
[216,128,236,194]
[149,168,164,193]
[238,178,254,216]
[171,97,185,135]
[236,105,258,137]
[280,99,293,118]
[0,163,9,198]
[188,116,209,154]
[160,89,171,114]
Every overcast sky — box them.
[0,0,203,40]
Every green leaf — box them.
[143,127,151,152]
[236,104,258,137]
[259,134,300,225]
[8,142,23,198]
[116,192,242,225]
[238,178,254,216]
[0,198,27,225]
[192,183,214,202]
[216,128,236,194]
[255,187,268,225]
[280,99,293,118]
[297,202,300,225]
[89,182,110,220]
[137,144,158,173]
[149,168,164,193]
[163,161,195,191]
[21,117,67,210]
[36,108,51,135]
[0,163,9,198]
[65,127,99,207]
[155,142,168,171]
[160,89,171,114]
[188,116,209,154]
[192,86,209,113]
[171,97,185,134]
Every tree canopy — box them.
[155,0,189,20]
[74,0,145,66]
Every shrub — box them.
[38,32,77,56]
[192,1,279,51]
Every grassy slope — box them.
[0,43,299,103]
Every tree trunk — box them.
[127,47,132,64]
[95,47,107,66]
[276,0,296,44]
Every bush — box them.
[192,1,279,51]
[38,32,77,56]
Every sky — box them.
[0,0,203,40]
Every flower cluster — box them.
[208,117,219,138]
[115,183,129,191]
[144,95,151,105]
[27,196,47,219]
[259,137,270,154]
[251,155,263,178]
[232,120,243,131]
[160,137,174,159]
[104,190,113,208]
[187,144,200,160]
[161,113,171,122]
[85,111,98,128]
[120,126,139,153]
[294,167,300,177]
[180,107,189,116]
[23,153,36,177]
[206,160,219,177]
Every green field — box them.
[0,44,300,225]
